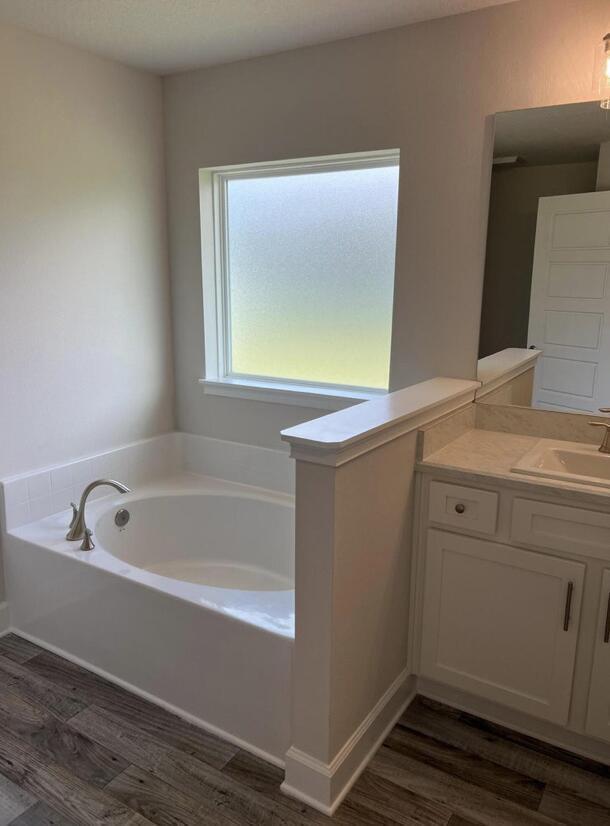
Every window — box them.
[199,150,400,408]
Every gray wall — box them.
[480,160,598,358]
[0,23,175,478]
[163,0,610,449]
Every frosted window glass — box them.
[226,164,399,389]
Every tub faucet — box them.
[66,479,130,547]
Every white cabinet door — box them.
[527,190,610,412]
[421,530,584,724]
[586,569,610,743]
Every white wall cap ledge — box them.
[477,348,540,399]
[281,378,480,466]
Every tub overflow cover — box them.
[115,508,130,528]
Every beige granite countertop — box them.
[420,429,538,476]
[418,428,610,508]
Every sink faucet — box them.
[66,479,130,549]
[589,409,610,453]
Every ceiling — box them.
[0,0,516,75]
[495,102,610,166]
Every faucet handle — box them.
[80,529,95,551]
[69,502,78,529]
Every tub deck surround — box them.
[0,434,295,763]
[279,377,482,815]
[7,474,295,638]
[0,431,294,532]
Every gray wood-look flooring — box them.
[0,634,607,825]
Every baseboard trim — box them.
[282,669,416,814]
[0,603,10,635]
[8,626,284,769]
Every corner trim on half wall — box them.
[281,670,416,815]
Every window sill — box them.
[199,377,386,411]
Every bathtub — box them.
[3,473,294,762]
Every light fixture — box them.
[598,33,610,110]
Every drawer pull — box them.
[563,582,574,632]
[604,592,610,644]
[454,503,466,514]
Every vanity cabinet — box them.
[415,474,610,760]
[420,529,584,725]
[586,568,610,744]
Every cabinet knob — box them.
[454,503,466,514]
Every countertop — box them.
[418,428,610,509]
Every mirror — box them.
[478,101,610,413]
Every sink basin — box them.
[512,439,610,488]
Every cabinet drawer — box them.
[428,481,498,535]
[511,499,610,561]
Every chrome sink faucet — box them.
[66,479,130,549]
[589,408,610,454]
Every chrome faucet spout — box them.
[66,479,130,544]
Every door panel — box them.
[421,530,584,724]
[538,357,597,397]
[548,263,607,299]
[551,209,610,249]
[528,191,610,412]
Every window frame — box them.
[198,149,400,410]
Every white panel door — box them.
[586,568,610,744]
[527,191,610,412]
[420,530,584,724]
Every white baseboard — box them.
[281,669,416,815]
[0,603,10,635]
[7,626,284,769]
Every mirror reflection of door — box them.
[478,101,610,412]
[528,190,610,412]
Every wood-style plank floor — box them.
[0,634,607,825]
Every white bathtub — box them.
[97,489,294,595]
[3,473,295,761]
